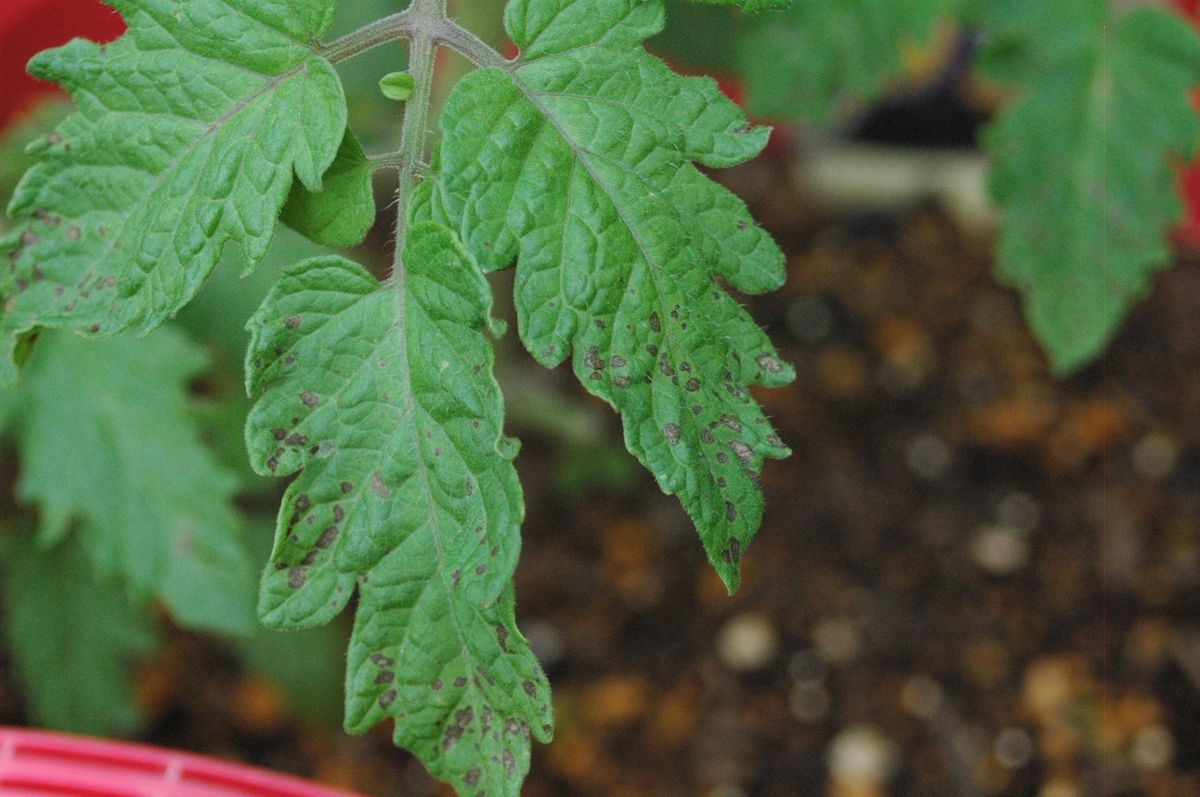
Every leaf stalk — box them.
[319,8,508,70]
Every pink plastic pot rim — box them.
[0,727,371,797]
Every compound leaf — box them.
[435,0,791,591]
[245,223,551,796]
[4,328,254,635]
[972,1,1200,373]
[0,0,346,388]
[1,531,156,735]
[736,0,947,121]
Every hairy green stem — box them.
[318,10,416,64]
[391,0,443,271]
[319,9,508,70]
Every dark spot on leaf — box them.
[701,429,715,445]
[730,440,754,464]
[286,433,308,446]
[432,679,444,691]
[648,313,660,333]
[285,314,301,329]
[611,355,627,368]
[465,769,481,787]
[287,567,306,588]
[503,749,516,776]
[371,474,390,497]
[272,428,287,441]
[721,414,743,432]
[301,391,319,407]
[768,434,785,448]
[267,457,279,472]
[453,569,462,588]
[316,526,338,549]
[584,346,604,370]
[716,452,728,464]
[341,481,353,495]
[726,501,738,522]
[614,376,630,388]
[523,680,537,696]
[475,563,487,575]
[497,625,509,652]
[663,424,681,446]
[375,671,395,685]
[443,707,475,751]
[756,353,783,373]
[454,676,468,688]
[686,378,701,392]
[646,344,658,356]
[295,494,311,512]
[371,653,396,668]
[379,689,398,709]
[737,220,748,231]
[718,477,728,488]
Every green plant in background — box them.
[661,0,1200,374]
[0,0,788,794]
[1,0,1198,795]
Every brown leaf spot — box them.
[730,440,754,464]
[370,474,390,497]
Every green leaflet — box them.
[433,0,792,591]
[1,531,156,735]
[281,130,377,249]
[3,328,255,635]
[736,0,947,121]
[245,223,551,796]
[0,0,346,388]
[972,1,1200,373]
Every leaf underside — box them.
[1,532,156,736]
[427,0,793,591]
[245,223,550,797]
[0,0,346,387]
[973,1,1200,373]
[1,327,255,635]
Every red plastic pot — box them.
[1172,0,1200,250]
[0,728,367,797]
[0,0,125,131]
